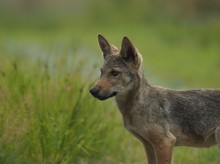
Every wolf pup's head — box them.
[90,34,143,100]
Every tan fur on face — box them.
[96,78,112,91]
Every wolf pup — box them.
[90,34,220,164]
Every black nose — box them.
[90,86,100,97]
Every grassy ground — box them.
[0,49,146,163]
[0,41,148,163]
[0,8,220,163]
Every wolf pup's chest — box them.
[122,103,169,136]
[122,109,150,135]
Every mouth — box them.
[95,92,118,101]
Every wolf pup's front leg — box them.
[153,136,176,164]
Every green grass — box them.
[0,49,146,163]
[0,6,220,163]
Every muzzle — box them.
[90,85,117,101]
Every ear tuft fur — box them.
[98,34,118,59]
[120,36,142,68]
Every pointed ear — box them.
[98,34,118,59]
[120,36,142,68]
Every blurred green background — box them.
[0,0,220,163]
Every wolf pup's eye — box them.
[110,70,120,77]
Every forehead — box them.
[102,55,127,70]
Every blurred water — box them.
[2,41,100,82]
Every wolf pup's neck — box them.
[115,68,151,114]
